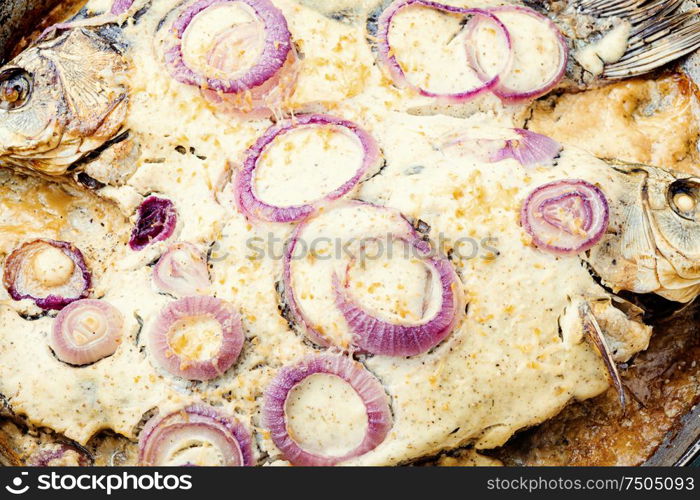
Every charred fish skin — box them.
[586,161,700,303]
[0,0,64,64]
[0,26,129,176]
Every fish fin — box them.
[579,301,628,411]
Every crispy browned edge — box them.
[0,0,698,467]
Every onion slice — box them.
[129,196,178,251]
[148,296,244,381]
[50,299,124,365]
[262,354,392,466]
[333,238,460,357]
[283,202,462,354]
[162,0,296,116]
[443,128,561,167]
[153,242,211,297]
[27,443,92,466]
[465,5,568,102]
[521,179,609,255]
[235,114,381,223]
[375,0,511,102]
[139,404,254,466]
[2,239,91,310]
[491,129,561,166]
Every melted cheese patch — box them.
[182,2,265,78]
[168,316,223,362]
[388,6,483,94]
[346,241,436,323]
[0,0,660,465]
[285,373,368,457]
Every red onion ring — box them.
[465,5,568,103]
[521,179,609,255]
[235,114,381,223]
[333,238,460,357]
[262,354,392,466]
[201,24,299,118]
[50,299,124,366]
[163,0,293,95]
[2,239,91,310]
[375,0,511,103]
[153,242,211,297]
[129,196,178,251]
[283,202,462,354]
[139,404,254,466]
[148,296,244,381]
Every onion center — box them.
[182,2,265,79]
[161,435,225,466]
[538,193,592,236]
[30,246,75,287]
[388,5,482,94]
[346,241,437,324]
[67,310,108,346]
[253,125,364,206]
[168,316,223,362]
[284,373,369,457]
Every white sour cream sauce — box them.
[0,0,650,465]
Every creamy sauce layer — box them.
[0,0,659,465]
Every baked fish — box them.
[0,0,698,466]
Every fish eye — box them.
[0,68,32,111]
[668,178,700,220]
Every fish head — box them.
[0,27,129,176]
[586,162,700,302]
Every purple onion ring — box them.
[3,239,92,311]
[283,201,462,355]
[333,238,460,357]
[163,0,292,94]
[521,179,609,255]
[376,0,511,103]
[235,114,381,223]
[262,354,392,466]
[148,296,244,381]
[465,5,568,103]
[139,404,254,466]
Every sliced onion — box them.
[465,5,568,102]
[235,114,381,223]
[153,242,211,297]
[50,299,124,366]
[443,128,561,167]
[490,129,562,166]
[521,179,609,255]
[27,443,92,466]
[148,296,244,381]
[162,0,296,116]
[2,239,91,310]
[110,0,134,15]
[201,24,299,118]
[375,0,511,103]
[262,354,392,466]
[283,202,462,355]
[139,404,254,466]
[129,196,178,251]
[333,239,460,357]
